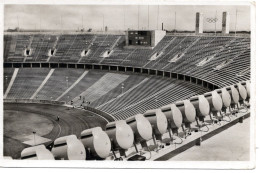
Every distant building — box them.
[7,27,20,32]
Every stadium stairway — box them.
[30,69,55,99]
[57,70,105,102]
[6,68,50,99]
[54,70,89,101]
[92,76,149,108]
[71,72,129,107]
[97,77,174,113]
[3,68,15,93]
[33,69,86,101]
[4,68,19,99]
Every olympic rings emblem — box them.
[206,18,218,23]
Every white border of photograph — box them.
[0,0,257,170]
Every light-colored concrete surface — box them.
[23,134,51,146]
[169,118,250,161]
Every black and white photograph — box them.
[0,0,257,170]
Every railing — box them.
[3,62,220,90]
[84,106,115,122]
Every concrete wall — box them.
[195,12,204,34]
[4,98,66,105]
[153,30,166,46]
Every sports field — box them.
[4,103,108,159]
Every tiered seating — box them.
[7,35,30,62]
[4,66,209,119]
[90,74,147,108]
[3,68,15,93]
[111,81,209,120]
[147,36,197,70]
[94,76,209,120]
[98,35,122,64]
[80,35,109,63]
[101,36,129,65]
[142,36,174,67]
[4,34,251,88]
[97,77,174,114]
[3,32,251,125]
[25,34,42,61]
[80,35,122,64]
[173,37,234,73]
[35,69,85,100]
[13,35,30,57]
[189,38,250,82]
[202,49,250,87]
[143,36,179,69]
[120,49,152,67]
[99,35,120,51]
[115,36,175,67]
[72,72,129,106]
[165,36,215,71]
[50,35,77,62]
[4,35,13,61]
[32,35,57,62]
[62,35,93,62]
[6,68,50,99]
[57,70,106,102]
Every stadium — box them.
[3,5,251,161]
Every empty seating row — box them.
[6,68,50,99]
[4,34,251,88]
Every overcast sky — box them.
[4,5,251,31]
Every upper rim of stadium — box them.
[4,30,250,38]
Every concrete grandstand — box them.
[3,5,252,162]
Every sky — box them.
[4,5,251,31]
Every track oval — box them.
[4,103,107,159]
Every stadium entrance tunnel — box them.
[24,48,32,56]
[48,49,56,56]
[81,49,91,57]
[101,50,114,58]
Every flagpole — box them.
[148,5,149,30]
[157,5,159,30]
[124,6,126,30]
[138,5,140,30]
[215,10,217,35]
[175,11,176,33]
